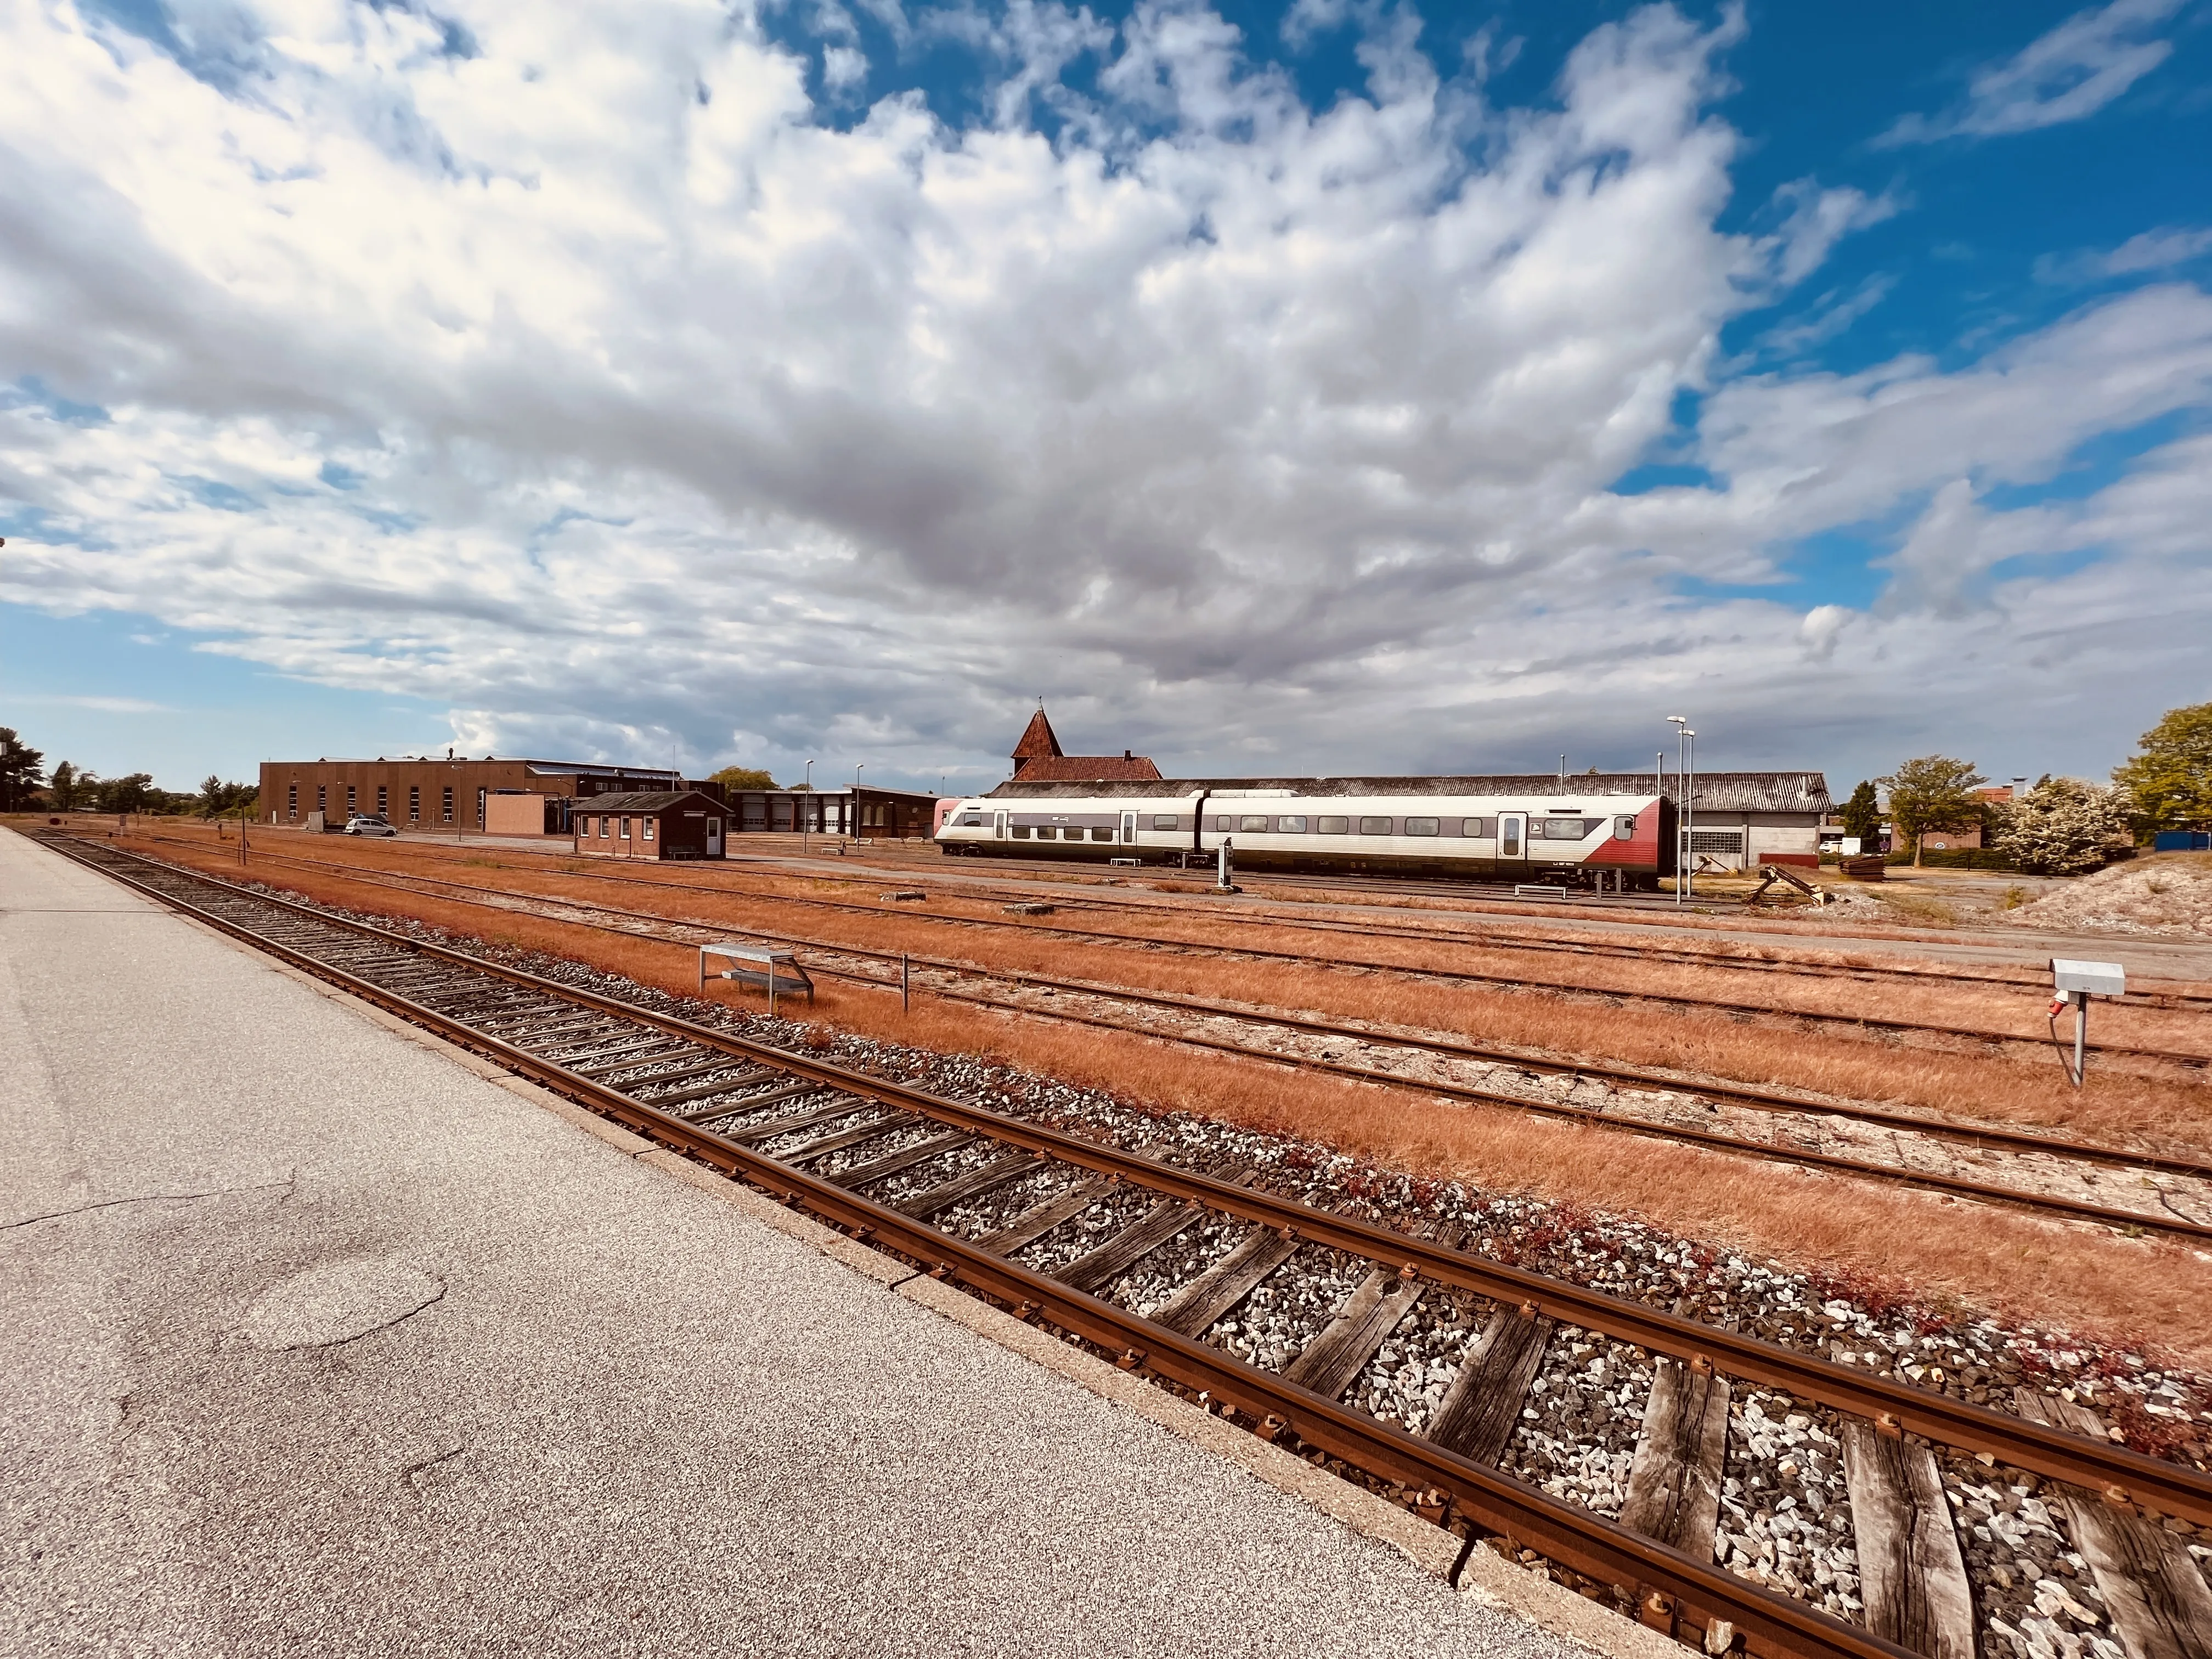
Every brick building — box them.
[258,755,695,833]
[1008,710,1161,783]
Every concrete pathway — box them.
[0,830,1599,1659]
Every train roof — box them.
[984,771,1832,812]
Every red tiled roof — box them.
[1012,754,1164,782]
[1012,709,1064,760]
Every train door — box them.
[993,810,1008,839]
[1499,812,1526,860]
[1119,810,1137,845]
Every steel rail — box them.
[134,822,2212,1011]
[21,836,1961,1659]
[49,832,2212,1533]
[122,837,2212,1204]
[125,828,2208,1066]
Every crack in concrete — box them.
[1,1175,296,1234]
[402,1444,468,1491]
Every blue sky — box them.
[3,0,2209,794]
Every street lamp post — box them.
[1668,716,1690,905]
[854,764,864,843]
[803,759,815,853]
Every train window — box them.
[1402,816,1438,836]
[1276,815,1307,833]
[1212,815,1233,831]
[1542,817,1587,838]
[1033,825,1054,839]
[959,813,984,826]
[1317,816,1349,834]
[1152,815,1179,831]
[1616,816,1637,839]
[1239,814,1269,833]
[1357,816,1392,835]
[1011,825,1031,838]
[1459,817,1490,837]
[1090,826,1113,842]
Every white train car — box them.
[934,786,1677,888]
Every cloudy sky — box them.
[2,0,2208,795]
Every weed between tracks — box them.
[137,832,2212,1367]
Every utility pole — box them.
[1668,717,1689,905]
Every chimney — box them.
[1124,749,1132,760]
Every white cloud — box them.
[0,0,2206,792]
[821,43,868,90]
[2104,224,2212,273]
[21,693,179,714]
[1878,0,2180,146]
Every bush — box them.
[1879,847,2016,871]
[1994,777,2134,876]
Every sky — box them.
[2,0,2208,797]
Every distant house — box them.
[1007,709,1162,783]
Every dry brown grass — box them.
[119,833,2212,1363]
[125,826,2212,1152]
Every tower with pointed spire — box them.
[1007,707,1161,782]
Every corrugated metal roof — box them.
[986,770,1832,812]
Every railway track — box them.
[43,829,2212,1659]
[106,830,2212,1068]
[167,825,2212,1012]
[108,833,2212,1244]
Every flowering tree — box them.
[1994,777,2134,876]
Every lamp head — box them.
[1667,715,1687,726]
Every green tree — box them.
[1878,755,1987,867]
[1994,777,2134,876]
[93,772,157,814]
[49,760,87,811]
[2113,702,2212,831]
[709,765,777,792]
[0,727,45,810]
[1839,780,1880,844]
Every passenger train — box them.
[933,787,1678,889]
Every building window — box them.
[376,785,387,815]
[620,817,631,839]
[346,786,357,814]
[409,786,420,820]
[1317,816,1348,834]
[600,817,610,839]
[442,786,453,822]
[1690,830,1745,855]
[317,785,327,813]
[287,784,297,817]
[1357,816,1392,835]
[642,819,655,842]
[477,787,486,827]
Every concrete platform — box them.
[0,830,1613,1658]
